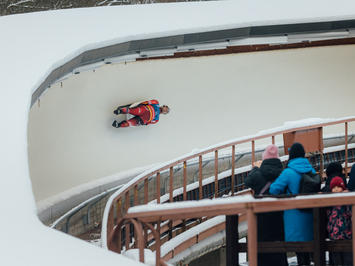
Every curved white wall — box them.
[28,44,355,201]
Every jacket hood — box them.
[259,158,283,182]
[325,172,346,186]
[287,157,313,174]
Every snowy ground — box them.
[2,1,355,265]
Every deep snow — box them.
[2,1,355,265]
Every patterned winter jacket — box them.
[327,205,352,240]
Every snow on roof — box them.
[2,1,355,265]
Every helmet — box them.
[162,105,170,114]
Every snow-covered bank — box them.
[3,1,355,265]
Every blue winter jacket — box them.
[269,157,315,242]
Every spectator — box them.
[245,144,288,266]
[347,164,355,191]
[327,176,353,265]
[269,142,314,266]
[322,162,347,193]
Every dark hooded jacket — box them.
[244,158,288,266]
[245,158,283,194]
[348,164,355,191]
[322,172,347,193]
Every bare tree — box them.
[0,0,206,16]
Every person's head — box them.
[330,176,346,193]
[160,105,170,115]
[326,162,343,178]
[288,142,305,160]
[262,144,279,160]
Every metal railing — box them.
[51,185,122,234]
[102,116,355,262]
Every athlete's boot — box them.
[113,108,123,115]
[112,121,121,128]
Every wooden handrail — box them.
[124,193,355,266]
[125,193,355,221]
[108,117,355,204]
[102,116,355,258]
[237,240,353,253]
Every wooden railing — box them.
[102,117,355,261]
[122,192,355,266]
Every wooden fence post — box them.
[247,208,257,266]
[226,215,239,266]
[313,207,326,265]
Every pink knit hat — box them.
[262,144,279,160]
